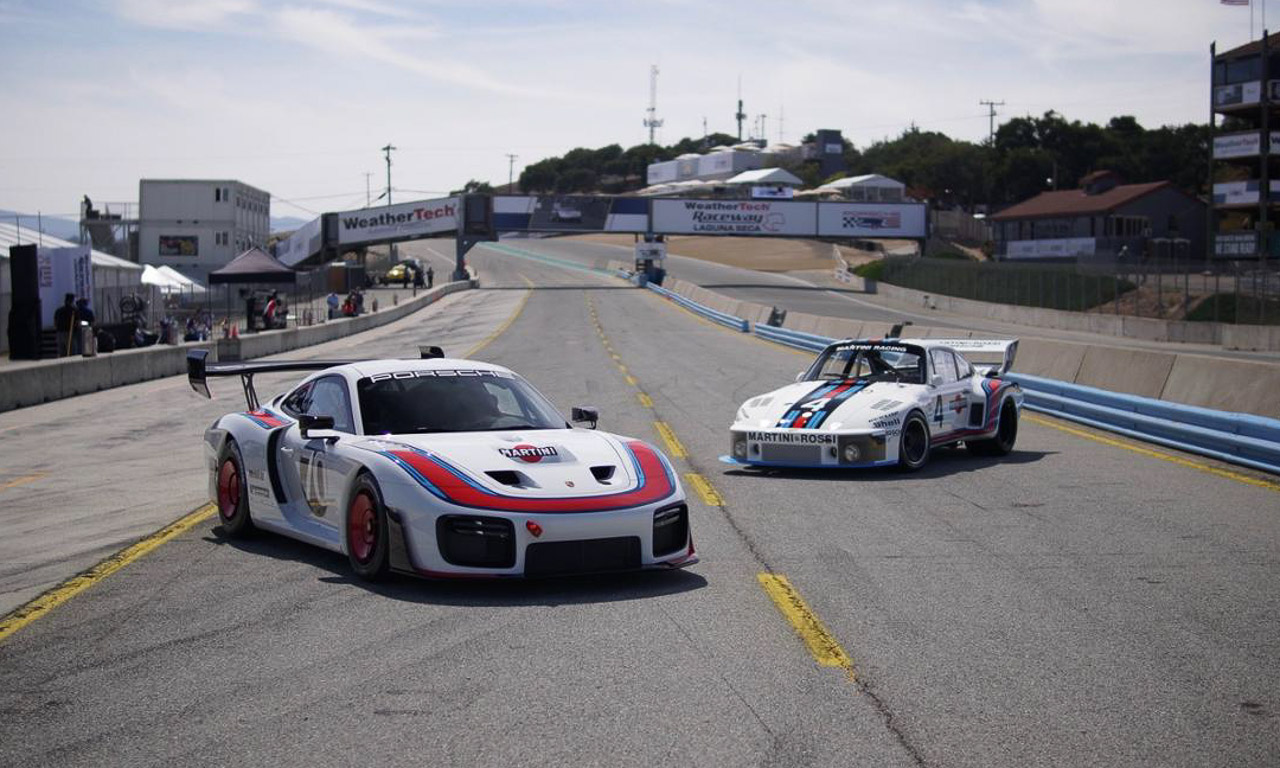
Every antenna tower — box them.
[644,65,664,145]
[735,76,746,141]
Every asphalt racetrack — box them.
[1,238,1278,767]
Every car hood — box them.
[735,379,918,431]
[356,429,650,498]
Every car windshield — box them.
[806,343,925,384]
[356,370,566,435]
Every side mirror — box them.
[298,414,336,439]
[571,406,599,429]
[929,374,943,388]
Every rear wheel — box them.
[896,412,931,472]
[346,474,390,581]
[968,400,1019,457]
[215,440,254,537]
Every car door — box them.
[279,375,359,532]
[927,349,969,437]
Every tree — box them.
[450,179,493,195]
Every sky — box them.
[0,0,1270,222]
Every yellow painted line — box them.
[1026,414,1280,493]
[0,473,46,491]
[0,504,217,643]
[624,374,638,386]
[464,275,534,358]
[637,392,654,408]
[617,364,628,374]
[653,421,687,458]
[684,472,724,506]
[611,353,622,362]
[758,573,855,678]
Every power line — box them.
[505,153,518,190]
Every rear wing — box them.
[929,339,1019,376]
[187,346,449,409]
[187,350,360,410]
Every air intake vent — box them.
[437,515,515,568]
[589,465,616,483]
[968,403,984,428]
[486,470,524,487]
[652,503,689,557]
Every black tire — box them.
[345,473,391,581]
[896,412,931,472]
[967,399,1019,457]
[215,440,254,537]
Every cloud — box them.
[113,0,257,30]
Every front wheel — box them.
[346,474,391,581]
[896,412,931,472]
[968,400,1019,457]
[215,440,254,537]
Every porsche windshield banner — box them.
[336,197,458,246]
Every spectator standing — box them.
[53,293,76,357]
[326,291,340,320]
[427,265,434,288]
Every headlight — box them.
[733,437,748,458]
[842,444,860,463]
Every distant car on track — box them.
[188,350,695,580]
[724,338,1023,471]
[549,200,583,223]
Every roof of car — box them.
[335,358,514,378]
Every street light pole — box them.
[364,172,372,206]
[506,153,518,191]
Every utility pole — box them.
[643,64,663,145]
[382,143,396,262]
[979,99,1005,146]
[735,75,746,141]
[364,172,372,206]
[506,153,518,190]
[381,143,396,206]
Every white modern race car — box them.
[724,338,1023,471]
[188,349,695,580]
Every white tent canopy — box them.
[819,173,906,191]
[725,167,804,186]
[141,264,187,293]
[156,265,206,293]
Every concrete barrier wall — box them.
[0,280,474,412]
[1160,354,1280,419]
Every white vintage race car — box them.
[724,338,1023,471]
[188,350,695,580]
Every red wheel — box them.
[215,440,254,536]
[216,459,241,522]
[346,474,390,580]
[347,491,378,564]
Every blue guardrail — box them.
[750,323,1280,476]
[647,283,749,332]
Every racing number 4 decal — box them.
[932,395,944,426]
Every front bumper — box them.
[385,495,697,578]
[723,428,893,469]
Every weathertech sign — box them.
[651,200,816,236]
[336,197,458,245]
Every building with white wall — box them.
[138,179,270,281]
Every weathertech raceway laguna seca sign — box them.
[336,197,458,246]
[652,199,816,236]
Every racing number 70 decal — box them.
[299,450,328,517]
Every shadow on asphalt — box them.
[202,530,707,607]
[483,285,635,291]
[701,283,871,296]
[720,448,1053,483]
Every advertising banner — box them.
[635,241,666,262]
[158,235,198,256]
[1213,132,1262,159]
[1214,232,1259,259]
[37,245,94,327]
[1004,238,1096,260]
[816,202,927,238]
[647,161,678,186]
[1214,81,1262,108]
[752,185,794,200]
[335,197,458,246]
[652,199,816,236]
[492,196,648,233]
[275,216,324,266]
